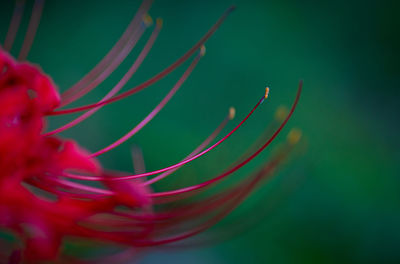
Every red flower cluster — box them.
[0,1,302,263]
[0,49,154,262]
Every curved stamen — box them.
[60,16,151,107]
[149,81,302,197]
[62,85,266,181]
[54,178,113,196]
[131,123,299,223]
[132,145,146,174]
[17,0,45,61]
[3,0,26,52]
[28,177,111,199]
[48,6,236,116]
[44,19,162,136]
[150,108,285,205]
[225,105,287,164]
[53,109,231,197]
[60,0,153,105]
[90,47,204,158]
[120,196,241,246]
[120,149,290,247]
[119,177,245,222]
[143,108,234,186]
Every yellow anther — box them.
[287,128,302,145]
[264,87,270,99]
[275,105,289,122]
[156,18,163,27]
[143,14,153,27]
[229,107,236,120]
[200,45,206,56]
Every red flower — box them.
[0,1,302,263]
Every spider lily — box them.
[0,0,302,262]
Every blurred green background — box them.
[1,0,399,263]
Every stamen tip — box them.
[156,18,163,28]
[229,107,236,120]
[143,14,153,27]
[264,87,270,99]
[275,105,289,122]
[287,128,302,145]
[200,45,206,56]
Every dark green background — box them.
[1,0,399,263]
